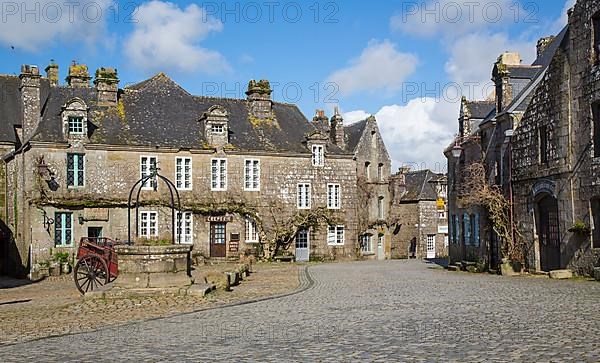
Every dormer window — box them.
[203,105,229,147]
[312,145,324,166]
[68,116,84,135]
[212,124,224,133]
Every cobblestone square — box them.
[2,260,599,362]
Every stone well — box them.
[114,245,193,289]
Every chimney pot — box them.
[45,60,59,86]
[94,67,119,105]
[246,79,273,120]
[66,62,91,87]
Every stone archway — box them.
[536,194,561,272]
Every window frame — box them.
[244,159,261,191]
[211,158,228,191]
[140,156,158,190]
[66,153,85,188]
[377,163,384,181]
[245,217,259,243]
[463,213,472,246]
[297,183,312,209]
[361,234,373,254]
[211,124,224,134]
[54,212,73,247]
[327,225,345,246]
[175,157,193,191]
[176,211,193,244]
[378,196,385,220]
[312,145,325,167]
[327,183,341,209]
[139,211,158,239]
[68,116,84,135]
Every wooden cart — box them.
[73,237,125,295]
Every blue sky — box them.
[0,0,572,171]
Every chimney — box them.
[390,168,409,204]
[94,67,119,106]
[66,61,91,87]
[246,79,273,120]
[44,60,58,87]
[536,36,555,57]
[329,106,345,149]
[19,65,41,141]
[312,109,329,132]
[493,52,521,113]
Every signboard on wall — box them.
[206,215,233,222]
[229,241,239,252]
[83,208,109,221]
[438,226,449,234]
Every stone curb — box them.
[1,265,314,347]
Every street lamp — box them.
[451,145,463,158]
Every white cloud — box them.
[444,32,536,99]
[344,98,457,172]
[124,1,230,74]
[326,40,418,96]
[0,0,113,52]
[553,0,576,31]
[390,0,526,38]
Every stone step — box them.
[549,269,573,279]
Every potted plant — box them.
[38,260,50,278]
[54,252,71,274]
[568,221,591,236]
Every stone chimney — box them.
[44,60,59,87]
[390,167,409,204]
[493,52,521,113]
[94,67,119,106]
[536,36,555,57]
[246,80,273,119]
[66,61,91,87]
[329,106,345,149]
[312,109,329,132]
[19,65,41,142]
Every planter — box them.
[114,244,193,289]
[61,262,71,275]
[49,262,61,277]
[500,259,522,276]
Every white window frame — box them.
[327,225,345,246]
[140,156,158,190]
[312,145,324,167]
[175,157,192,191]
[378,197,385,219]
[67,153,85,188]
[361,234,373,254]
[176,211,193,244]
[139,211,158,239]
[244,159,260,191]
[245,217,259,243]
[327,183,341,209]
[68,116,84,135]
[211,124,224,133]
[297,183,312,209]
[54,212,73,247]
[211,158,227,191]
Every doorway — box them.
[537,195,561,271]
[210,222,226,258]
[295,229,310,262]
[427,235,436,259]
[377,234,385,260]
[88,227,103,239]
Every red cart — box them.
[73,237,125,294]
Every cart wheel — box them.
[74,254,109,295]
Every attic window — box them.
[212,124,224,133]
[594,12,600,63]
[312,145,324,166]
[68,116,84,135]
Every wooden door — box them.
[210,222,226,258]
[538,196,560,272]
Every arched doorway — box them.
[536,194,561,272]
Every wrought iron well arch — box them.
[127,164,182,244]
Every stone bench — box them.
[273,255,295,263]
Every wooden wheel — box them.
[74,254,109,295]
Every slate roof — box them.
[344,119,368,152]
[506,65,541,79]
[26,73,350,154]
[0,76,21,143]
[466,101,495,120]
[402,170,443,202]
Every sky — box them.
[0,0,574,172]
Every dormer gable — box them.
[62,97,89,140]
[202,105,229,148]
[306,130,329,167]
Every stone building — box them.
[0,62,391,276]
[389,168,448,259]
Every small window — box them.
[539,125,548,164]
[327,183,341,209]
[296,229,309,249]
[176,157,192,190]
[451,214,460,244]
[297,183,311,209]
[54,212,73,246]
[365,162,371,180]
[211,158,227,191]
[361,234,373,253]
[176,211,193,244]
[594,102,600,157]
[463,213,471,246]
[312,145,324,166]
[68,116,84,135]
[378,197,385,219]
[67,153,84,187]
[245,217,259,243]
[438,211,447,219]
[244,159,260,191]
[473,214,480,247]
[140,156,158,190]
[211,124,224,133]
[594,12,600,63]
[378,163,384,181]
[140,211,158,238]
[592,199,600,249]
[327,225,345,246]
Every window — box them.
[68,116,84,135]
[139,211,158,238]
[473,213,480,247]
[296,229,309,248]
[67,153,84,187]
[327,184,341,209]
[452,215,460,244]
[378,197,385,219]
[297,183,311,209]
[539,125,548,164]
[594,103,600,157]
[245,217,259,243]
[361,234,373,253]
[54,212,73,246]
[140,156,157,190]
[312,145,324,166]
[438,211,447,219]
[211,124,224,133]
[378,163,384,181]
[327,225,345,246]
[211,158,227,191]
[244,159,260,191]
[176,211,193,244]
[176,157,192,190]
[592,199,600,249]
[463,213,472,245]
[365,162,371,180]
[427,235,435,252]
[594,12,600,63]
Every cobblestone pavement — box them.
[2,260,600,362]
[0,263,299,345]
